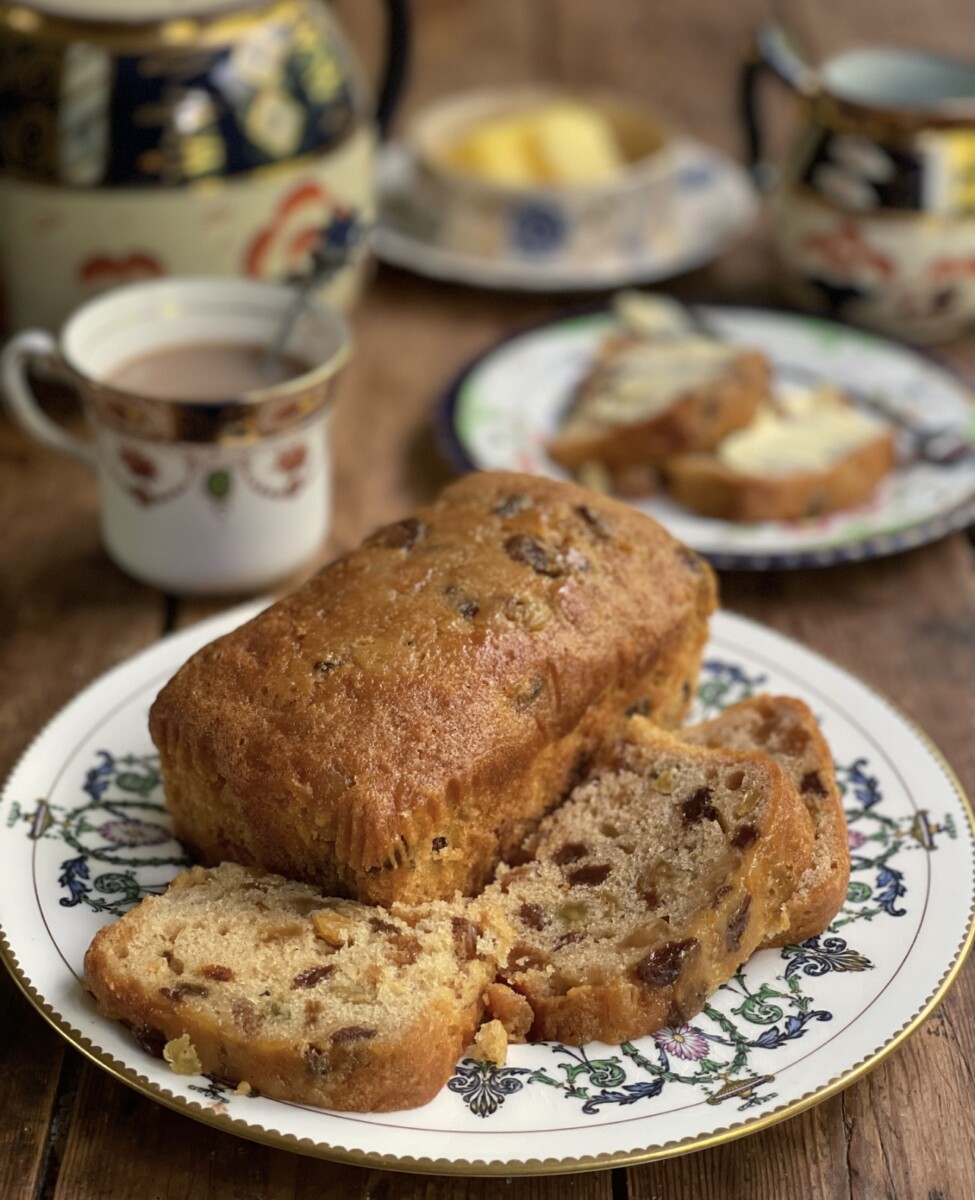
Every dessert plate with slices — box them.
[1,602,973,1174]
[437,305,975,568]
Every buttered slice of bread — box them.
[664,386,896,521]
[549,334,770,489]
[486,719,815,1045]
[84,863,513,1112]
[682,695,850,947]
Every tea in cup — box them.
[0,277,350,593]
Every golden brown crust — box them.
[491,723,815,1045]
[549,340,770,472]
[663,429,896,521]
[681,695,850,946]
[150,471,717,905]
[83,864,509,1112]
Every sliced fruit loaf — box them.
[486,718,815,1045]
[681,695,850,946]
[548,334,770,486]
[84,863,513,1112]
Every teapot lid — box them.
[13,0,267,22]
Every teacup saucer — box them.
[373,140,758,291]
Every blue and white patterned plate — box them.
[374,140,757,292]
[1,603,973,1174]
[437,306,975,569]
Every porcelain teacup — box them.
[0,277,350,594]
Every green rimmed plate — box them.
[437,306,975,569]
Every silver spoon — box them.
[261,212,367,379]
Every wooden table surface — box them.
[3,2,975,1197]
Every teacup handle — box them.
[1,329,96,467]
[740,24,819,190]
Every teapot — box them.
[743,25,975,342]
[0,0,409,329]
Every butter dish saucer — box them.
[373,140,758,292]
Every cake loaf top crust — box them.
[149,471,717,874]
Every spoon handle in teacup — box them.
[262,211,368,377]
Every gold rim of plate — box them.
[1,648,973,1177]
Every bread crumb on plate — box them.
[163,1034,202,1076]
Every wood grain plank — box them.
[52,1064,365,1200]
[54,1060,616,1200]
[628,1095,850,1200]
[0,975,68,1200]
[0,397,167,770]
[841,1010,975,1200]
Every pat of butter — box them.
[528,102,624,184]
[448,120,539,186]
[447,101,624,186]
[613,291,696,339]
[718,387,885,476]
[586,338,737,424]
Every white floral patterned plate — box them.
[438,306,975,569]
[1,603,973,1175]
[374,140,757,292]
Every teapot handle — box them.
[375,0,411,137]
[740,24,818,189]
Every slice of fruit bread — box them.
[84,862,513,1112]
[681,694,850,946]
[486,718,814,1045]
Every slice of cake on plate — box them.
[664,385,895,521]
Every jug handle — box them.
[376,0,411,137]
[740,24,818,190]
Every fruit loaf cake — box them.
[681,695,849,945]
[149,471,717,906]
[663,386,895,521]
[548,334,771,493]
[84,862,513,1112]
[485,717,815,1045]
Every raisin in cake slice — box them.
[681,695,849,946]
[84,863,512,1112]
[486,719,814,1046]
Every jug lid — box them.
[10,0,268,22]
